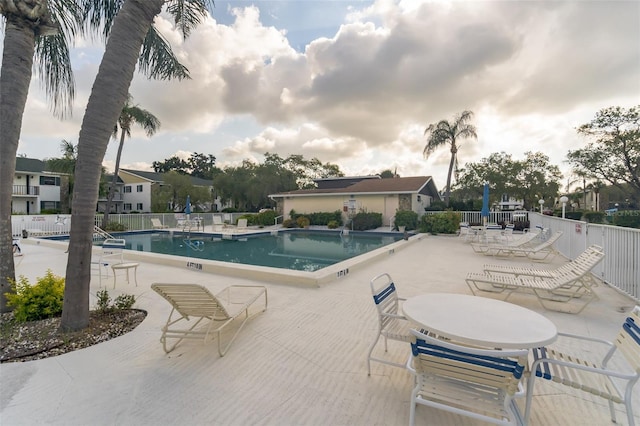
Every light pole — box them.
[560,196,569,218]
[538,198,545,214]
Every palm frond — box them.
[80,0,124,41]
[49,0,84,40]
[138,25,190,80]
[34,32,74,118]
[165,0,213,40]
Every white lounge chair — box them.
[150,218,167,229]
[526,306,640,426]
[408,329,529,426]
[366,273,412,375]
[235,218,248,232]
[470,230,540,255]
[477,230,563,261]
[212,215,225,231]
[466,245,605,313]
[151,283,267,356]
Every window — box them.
[40,176,60,186]
[136,203,143,211]
[136,185,143,192]
[40,201,60,211]
[124,203,132,211]
[124,186,132,193]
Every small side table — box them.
[111,262,139,289]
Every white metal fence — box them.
[11,211,639,302]
[529,213,639,302]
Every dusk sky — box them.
[10,0,640,192]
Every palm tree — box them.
[0,0,192,312]
[0,0,81,312]
[102,95,160,228]
[424,110,477,206]
[1,0,198,313]
[61,0,212,331]
[47,139,78,212]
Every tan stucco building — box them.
[270,176,441,226]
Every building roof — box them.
[315,175,380,190]
[15,157,48,173]
[271,176,440,198]
[120,169,212,187]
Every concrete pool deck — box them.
[1,234,638,425]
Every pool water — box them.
[118,231,402,272]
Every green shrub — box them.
[282,218,297,228]
[104,221,127,232]
[296,216,310,228]
[351,212,382,230]
[238,213,257,225]
[564,211,584,220]
[95,289,136,313]
[424,201,448,211]
[255,210,276,226]
[419,212,460,234]
[613,210,640,228]
[114,294,136,310]
[5,270,65,322]
[307,211,342,226]
[394,210,418,231]
[221,207,238,213]
[583,211,606,224]
[327,220,339,229]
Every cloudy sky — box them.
[13,0,640,191]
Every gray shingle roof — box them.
[272,176,437,196]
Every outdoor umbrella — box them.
[481,183,490,224]
[185,195,192,220]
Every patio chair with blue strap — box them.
[367,273,412,375]
[526,306,640,426]
[408,329,529,426]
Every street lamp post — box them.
[560,196,569,218]
[538,198,545,214]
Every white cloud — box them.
[13,0,640,192]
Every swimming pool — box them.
[111,230,403,272]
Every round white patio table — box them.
[403,293,557,349]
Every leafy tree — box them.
[102,94,160,228]
[379,169,398,178]
[152,171,211,212]
[61,0,212,331]
[424,110,477,206]
[567,105,640,203]
[456,151,562,210]
[153,152,220,179]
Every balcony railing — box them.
[12,185,39,196]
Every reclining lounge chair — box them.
[466,245,605,313]
[151,283,267,356]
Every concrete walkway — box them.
[1,234,638,425]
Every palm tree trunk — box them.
[61,0,164,331]
[0,19,36,312]
[444,150,456,207]
[102,131,126,228]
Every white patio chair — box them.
[408,329,529,426]
[92,238,125,284]
[525,306,640,426]
[367,273,412,375]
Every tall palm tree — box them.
[1,0,194,313]
[0,0,80,312]
[61,0,212,331]
[102,95,160,228]
[47,139,78,212]
[424,110,477,206]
